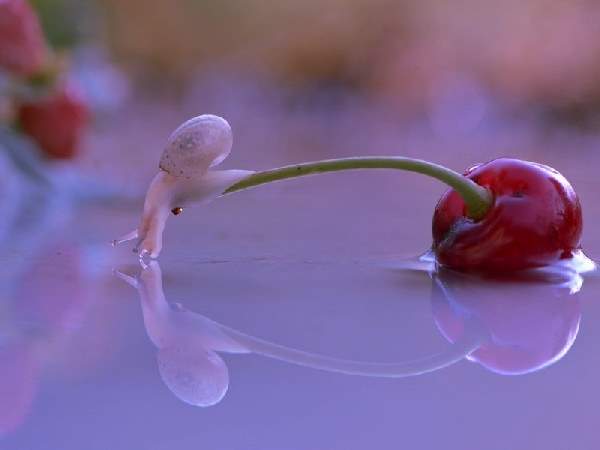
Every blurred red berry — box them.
[18,82,89,159]
[0,0,48,77]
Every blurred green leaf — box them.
[28,0,91,49]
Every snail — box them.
[112,115,253,259]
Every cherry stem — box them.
[222,157,492,220]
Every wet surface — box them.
[3,103,600,449]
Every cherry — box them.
[432,158,583,272]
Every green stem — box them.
[222,157,492,220]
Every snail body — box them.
[113,114,253,258]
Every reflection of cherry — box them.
[431,267,582,375]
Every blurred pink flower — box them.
[0,0,48,77]
[18,81,89,159]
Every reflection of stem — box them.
[218,321,484,378]
[118,261,485,379]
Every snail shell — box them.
[159,114,233,178]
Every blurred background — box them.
[4,3,600,448]
[3,0,600,191]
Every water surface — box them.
[2,109,600,450]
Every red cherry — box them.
[0,0,47,77]
[17,81,89,159]
[432,158,583,272]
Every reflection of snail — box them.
[117,257,592,407]
[116,262,484,407]
[117,262,247,407]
